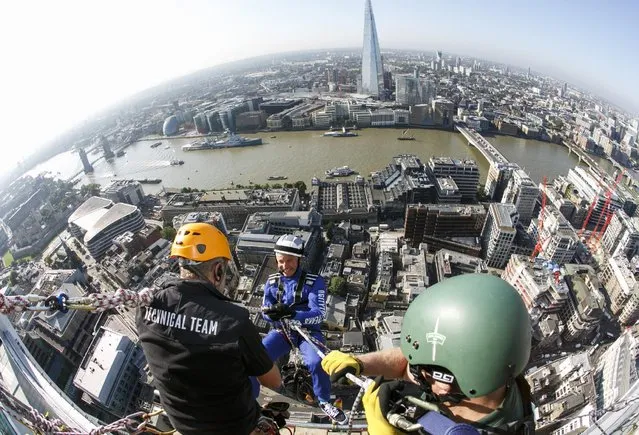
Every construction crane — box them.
[578,199,597,239]
[531,176,548,261]
[577,171,610,239]
[588,170,625,249]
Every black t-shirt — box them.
[136,280,273,435]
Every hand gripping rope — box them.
[287,322,373,432]
[289,323,457,433]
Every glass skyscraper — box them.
[361,0,384,99]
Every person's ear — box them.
[215,263,224,282]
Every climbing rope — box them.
[0,288,155,314]
[0,379,171,435]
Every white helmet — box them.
[274,234,305,257]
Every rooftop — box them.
[74,328,133,405]
[68,196,113,225]
[84,203,141,243]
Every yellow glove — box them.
[321,350,362,382]
[363,379,404,435]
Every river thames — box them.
[27,129,615,194]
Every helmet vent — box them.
[184,230,191,235]
[196,244,206,254]
[469,389,476,395]
[192,232,201,236]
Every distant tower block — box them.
[78,148,93,173]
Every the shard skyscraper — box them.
[361,0,384,98]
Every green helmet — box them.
[400,274,531,398]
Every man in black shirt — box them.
[137,223,281,435]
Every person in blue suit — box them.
[256,234,347,424]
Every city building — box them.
[502,255,570,319]
[236,210,323,270]
[74,327,153,417]
[161,188,300,229]
[428,157,480,202]
[370,251,393,304]
[360,0,384,98]
[600,209,639,259]
[501,169,539,224]
[162,115,179,136]
[67,196,114,240]
[68,198,145,259]
[529,205,579,264]
[172,211,228,235]
[395,74,435,106]
[396,244,428,303]
[17,269,99,391]
[101,180,145,206]
[600,256,639,325]
[434,177,462,203]
[193,113,209,134]
[433,249,488,283]
[559,264,605,343]
[593,329,638,412]
[527,352,595,433]
[241,210,322,234]
[310,180,376,224]
[485,162,520,201]
[374,312,403,350]
[235,111,266,131]
[432,98,454,128]
[404,204,486,247]
[481,203,518,268]
[236,231,320,271]
[566,167,622,227]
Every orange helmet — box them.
[170,223,231,262]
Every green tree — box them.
[477,184,490,202]
[271,183,282,189]
[328,276,346,297]
[294,181,308,197]
[326,222,335,241]
[9,270,17,286]
[80,183,101,197]
[161,226,177,241]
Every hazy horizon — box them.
[3,0,638,168]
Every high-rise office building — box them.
[193,113,209,134]
[481,203,518,268]
[395,75,436,106]
[404,204,486,246]
[428,157,479,202]
[501,169,539,224]
[502,255,570,315]
[529,205,579,264]
[600,256,639,325]
[601,209,639,259]
[567,167,623,226]
[361,0,384,98]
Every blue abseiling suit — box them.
[257,268,331,402]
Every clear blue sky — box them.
[1,0,637,166]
